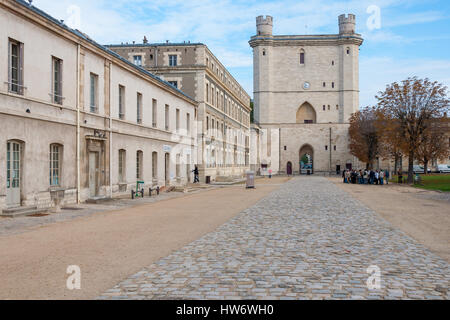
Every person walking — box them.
[375,170,379,185]
[379,170,384,185]
[268,168,272,179]
[385,169,390,185]
[192,165,199,183]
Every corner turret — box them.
[256,15,273,36]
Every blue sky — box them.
[32,0,450,108]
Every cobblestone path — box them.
[99,177,449,300]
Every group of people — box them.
[342,169,390,185]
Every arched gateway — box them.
[299,144,314,174]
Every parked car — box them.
[412,165,431,174]
[436,164,450,173]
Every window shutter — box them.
[59,59,63,103]
[7,41,11,92]
[19,42,24,94]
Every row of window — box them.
[7,38,191,132]
[8,38,63,104]
[205,82,250,126]
[116,85,191,133]
[262,47,351,65]
[118,149,189,183]
[205,116,249,146]
[283,145,338,152]
[323,104,340,111]
[205,55,248,104]
[132,53,178,67]
[23,144,185,188]
[322,82,335,88]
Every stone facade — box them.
[249,14,364,175]
[106,43,252,183]
[0,0,197,212]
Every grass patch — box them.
[390,174,450,192]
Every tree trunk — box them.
[407,150,414,184]
[394,154,399,175]
[424,159,428,175]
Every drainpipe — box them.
[109,62,113,198]
[76,44,81,203]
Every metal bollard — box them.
[149,188,152,197]
[157,186,160,195]
[131,189,135,199]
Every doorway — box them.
[89,152,99,197]
[299,144,314,175]
[286,161,293,175]
[6,141,21,207]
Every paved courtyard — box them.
[99,177,449,300]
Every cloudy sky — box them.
[31,0,450,108]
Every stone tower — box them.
[249,14,364,175]
[256,15,273,36]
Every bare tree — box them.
[348,107,379,169]
[376,77,449,183]
[416,117,450,174]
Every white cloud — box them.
[31,0,449,103]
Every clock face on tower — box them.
[303,82,310,90]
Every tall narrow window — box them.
[152,152,158,180]
[90,73,98,113]
[152,99,157,128]
[118,149,126,182]
[169,55,177,66]
[52,57,63,104]
[176,108,180,132]
[8,39,24,94]
[136,151,143,180]
[119,85,125,119]
[137,92,143,124]
[206,83,209,102]
[165,104,170,131]
[300,50,305,65]
[186,113,191,135]
[332,82,335,88]
[49,144,61,186]
[133,55,142,66]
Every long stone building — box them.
[0,0,198,214]
[249,14,364,175]
[106,42,252,183]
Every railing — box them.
[4,81,27,94]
